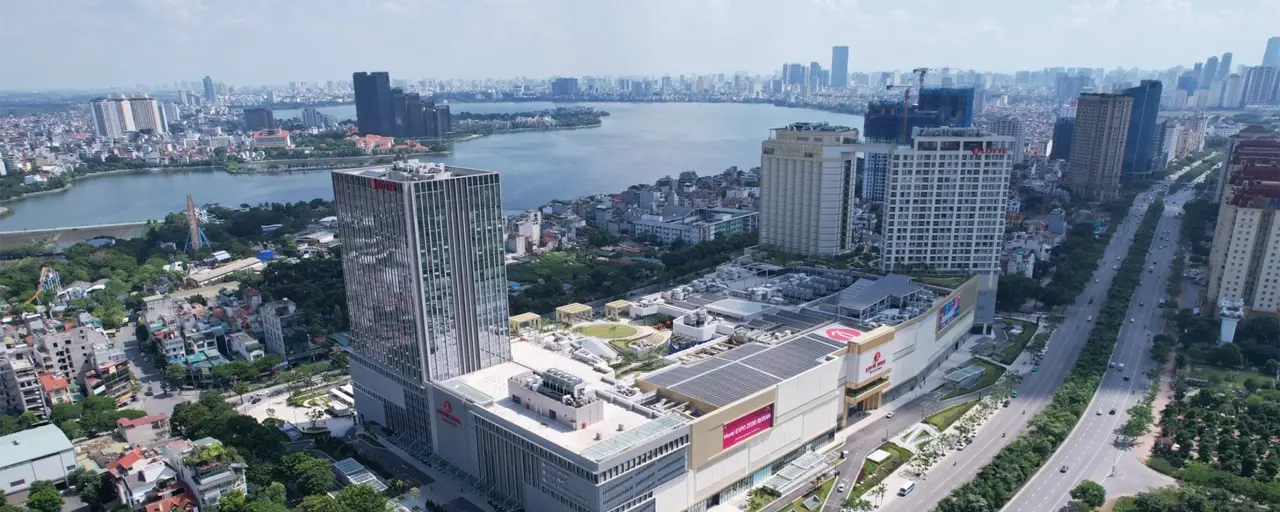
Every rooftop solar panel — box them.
[671,364,780,407]
[642,357,731,388]
[714,343,768,361]
[741,336,842,380]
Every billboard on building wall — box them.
[937,296,962,331]
[723,404,774,449]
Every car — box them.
[1095,278,1100,283]
[1060,465,1069,473]
[1031,366,1039,372]
[1003,399,1011,408]
[1088,298,1095,304]
[144,388,154,396]
[1123,376,1131,382]
[1011,391,1019,398]
[1097,410,1103,416]
[1087,315,1093,321]
[1130,318,1136,323]
[886,412,895,418]
[1109,362,1116,368]
[1109,409,1117,415]
[250,397,262,404]
[837,483,846,493]
[1139,302,1144,307]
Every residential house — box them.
[162,438,247,508]
[39,372,73,407]
[107,447,187,511]
[259,299,324,363]
[117,413,171,447]
[227,332,264,362]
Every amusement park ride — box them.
[185,194,212,252]
[23,266,62,305]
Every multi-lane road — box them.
[1002,187,1195,511]
[878,186,1169,512]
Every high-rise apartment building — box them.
[1223,73,1247,109]
[1242,66,1280,105]
[879,127,1013,274]
[333,160,511,449]
[202,76,216,104]
[759,123,860,255]
[1064,93,1132,201]
[1121,80,1163,177]
[353,71,394,136]
[1055,75,1093,104]
[1202,56,1220,90]
[916,88,975,128]
[127,94,166,134]
[830,46,849,88]
[1264,37,1280,67]
[1212,125,1280,205]
[986,116,1025,164]
[90,95,134,138]
[242,107,275,131]
[1219,52,1234,81]
[1050,117,1075,161]
[1205,127,1280,315]
[551,77,580,96]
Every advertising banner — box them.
[937,296,961,331]
[723,404,774,449]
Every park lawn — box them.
[925,401,978,431]
[941,360,1006,399]
[847,443,912,504]
[578,323,639,339]
[998,318,1038,364]
[1188,364,1272,390]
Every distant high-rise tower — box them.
[333,160,511,444]
[202,76,216,104]
[90,94,135,138]
[1065,93,1132,201]
[1263,37,1280,67]
[353,72,394,136]
[128,93,166,134]
[987,116,1025,165]
[243,108,275,131]
[830,46,849,89]
[1050,117,1075,161]
[1218,52,1234,81]
[1192,62,1205,88]
[1242,66,1280,105]
[1202,56,1219,89]
[917,88,975,128]
[1121,80,1163,177]
[759,123,860,255]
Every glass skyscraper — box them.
[1122,80,1163,177]
[333,161,511,452]
[353,71,393,136]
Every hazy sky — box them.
[2,0,1278,90]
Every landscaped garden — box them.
[577,323,639,339]
[925,401,978,431]
[942,360,1006,399]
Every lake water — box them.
[0,102,863,231]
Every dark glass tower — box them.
[1122,80,1163,177]
[1050,117,1075,161]
[830,46,849,88]
[353,71,393,136]
[917,88,975,128]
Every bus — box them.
[898,481,916,496]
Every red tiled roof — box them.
[117,413,169,429]
[143,487,195,512]
[107,447,143,477]
[40,372,69,392]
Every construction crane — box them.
[184,194,212,252]
[23,266,61,305]
[884,68,932,144]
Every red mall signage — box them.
[370,178,399,192]
[864,352,887,376]
[436,399,462,426]
[825,327,863,343]
[971,147,1009,155]
[723,404,774,449]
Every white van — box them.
[898,481,916,496]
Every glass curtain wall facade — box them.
[333,164,511,451]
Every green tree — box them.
[1070,480,1106,508]
[283,453,334,497]
[166,363,187,384]
[16,412,38,429]
[329,352,349,372]
[297,495,343,512]
[234,381,252,404]
[24,481,63,512]
[57,421,83,440]
[218,489,250,512]
[251,482,287,505]
[68,468,111,507]
[134,321,150,345]
[0,415,20,435]
[337,484,388,512]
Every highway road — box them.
[1001,187,1195,511]
[879,186,1168,512]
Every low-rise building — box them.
[0,425,77,495]
[118,413,171,447]
[162,438,247,508]
[107,447,184,511]
[227,332,264,362]
[251,129,291,149]
[39,372,73,407]
[633,207,759,245]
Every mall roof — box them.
[832,274,924,311]
[640,323,849,409]
[443,342,686,461]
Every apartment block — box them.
[759,122,860,256]
[1064,93,1132,201]
[1206,127,1280,315]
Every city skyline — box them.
[2,0,1279,90]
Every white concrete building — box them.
[879,127,1013,274]
[759,122,860,256]
[128,94,167,134]
[1006,247,1036,278]
[91,94,135,138]
[987,115,1026,165]
[1206,157,1280,315]
[633,208,759,245]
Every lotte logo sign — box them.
[436,400,461,426]
[865,352,887,375]
[825,327,863,343]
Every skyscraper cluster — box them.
[1179,40,1280,109]
[353,71,452,138]
[89,93,169,138]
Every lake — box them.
[0,102,863,231]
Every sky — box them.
[1,0,1278,90]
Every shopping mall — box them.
[408,265,982,512]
